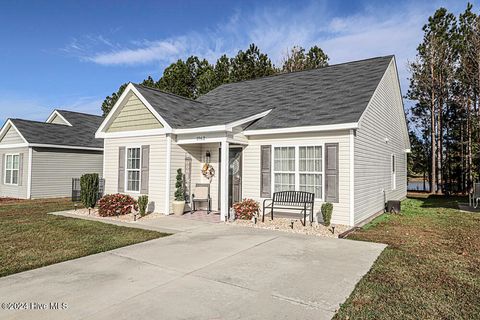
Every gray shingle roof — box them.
[198,55,393,130]
[132,56,393,130]
[10,110,104,149]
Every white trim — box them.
[27,147,32,199]
[243,122,358,136]
[3,153,20,186]
[220,139,229,221]
[96,128,167,139]
[95,83,173,137]
[164,134,172,215]
[125,146,142,193]
[28,144,103,151]
[0,120,29,144]
[176,137,248,145]
[349,129,355,226]
[102,140,106,178]
[404,148,411,153]
[45,110,72,126]
[0,143,28,149]
[172,109,272,134]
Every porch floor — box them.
[174,210,222,223]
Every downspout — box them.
[27,147,32,199]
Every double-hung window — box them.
[4,154,19,185]
[273,145,323,199]
[299,146,323,197]
[126,147,141,192]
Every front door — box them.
[228,148,243,207]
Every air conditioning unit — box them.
[386,200,401,213]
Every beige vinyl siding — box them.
[169,141,220,212]
[243,131,351,225]
[0,126,24,145]
[0,147,29,199]
[106,93,163,133]
[103,135,167,213]
[49,114,69,125]
[354,59,409,224]
[30,148,103,199]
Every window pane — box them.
[299,146,322,173]
[300,173,322,198]
[12,155,19,169]
[12,170,18,184]
[274,173,295,192]
[6,155,12,169]
[5,169,11,184]
[274,147,295,172]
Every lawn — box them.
[334,195,480,319]
[0,198,168,277]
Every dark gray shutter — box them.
[260,145,271,198]
[118,147,125,192]
[140,145,150,194]
[17,153,23,186]
[325,143,339,203]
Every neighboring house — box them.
[95,55,410,226]
[0,110,104,199]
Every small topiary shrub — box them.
[174,168,185,201]
[233,198,260,220]
[321,202,333,226]
[138,195,149,216]
[80,173,99,209]
[97,194,138,217]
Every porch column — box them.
[220,139,229,221]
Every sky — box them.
[0,0,475,126]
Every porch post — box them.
[220,139,229,221]
[164,134,172,215]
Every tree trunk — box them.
[467,97,473,192]
[430,62,437,194]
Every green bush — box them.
[138,195,149,216]
[80,173,99,208]
[321,202,333,226]
[174,169,185,201]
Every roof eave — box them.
[243,122,359,136]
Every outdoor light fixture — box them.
[205,151,211,163]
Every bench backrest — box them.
[272,191,314,205]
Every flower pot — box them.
[172,200,185,216]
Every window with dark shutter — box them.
[325,143,339,203]
[118,147,125,192]
[260,145,271,198]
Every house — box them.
[0,110,104,199]
[95,55,410,226]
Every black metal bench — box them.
[262,191,315,226]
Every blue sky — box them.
[0,0,474,125]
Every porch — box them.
[173,133,247,221]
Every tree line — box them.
[101,44,329,115]
[407,3,480,194]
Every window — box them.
[273,145,323,199]
[126,148,141,192]
[274,147,295,192]
[299,146,323,197]
[391,154,396,190]
[4,154,19,185]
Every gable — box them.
[0,125,25,145]
[49,114,69,125]
[106,93,163,133]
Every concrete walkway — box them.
[0,213,386,320]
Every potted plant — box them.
[172,168,185,215]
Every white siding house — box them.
[96,55,409,226]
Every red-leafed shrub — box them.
[233,198,260,220]
[97,194,138,217]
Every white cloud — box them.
[65,0,468,93]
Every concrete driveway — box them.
[0,218,385,320]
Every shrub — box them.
[80,173,99,208]
[138,195,149,216]
[233,198,260,220]
[174,168,185,201]
[97,194,137,217]
[321,202,333,226]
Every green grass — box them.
[334,195,480,319]
[0,198,168,277]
